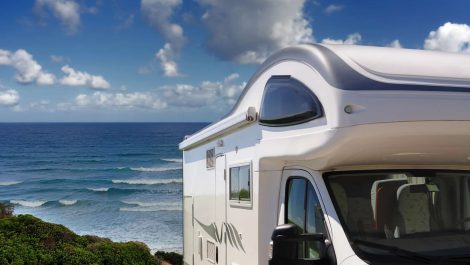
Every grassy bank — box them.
[0,203,182,265]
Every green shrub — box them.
[0,214,160,265]
[155,251,183,265]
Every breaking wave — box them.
[0,181,22,186]
[112,178,182,185]
[87,187,110,192]
[58,200,78,206]
[129,166,181,172]
[161,158,182,163]
[120,201,182,212]
[10,199,47,208]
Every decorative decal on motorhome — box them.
[195,218,245,252]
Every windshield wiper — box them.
[353,239,432,264]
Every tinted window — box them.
[287,178,307,232]
[286,178,325,259]
[260,77,322,126]
[306,184,324,234]
[324,170,470,262]
[230,165,251,202]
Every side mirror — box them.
[269,224,327,265]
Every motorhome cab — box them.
[179,44,470,265]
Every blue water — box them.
[0,123,206,253]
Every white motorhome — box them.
[179,44,470,265]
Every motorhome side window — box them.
[259,76,322,126]
[229,165,251,203]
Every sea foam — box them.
[112,178,182,185]
[87,187,110,192]
[58,199,78,206]
[129,166,181,172]
[0,181,22,186]
[161,158,183,163]
[120,201,182,212]
[10,199,46,208]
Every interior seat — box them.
[371,179,407,235]
[396,184,431,236]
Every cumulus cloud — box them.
[322,33,362,45]
[424,22,470,53]
[197,0,314,64]
[60,65,110,90]
[0,49,56,85]
[325,4,344,15]
[34,0,81,35]
[141,0,185,76]
[388,39,402,48]
[162,73,245,108]
[141,0,185,48]
[0,89,20,106]
[155,43,180,77]
[74,91,167,110]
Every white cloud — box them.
[29,100,55,112]
[325,4,344,15]
[388,39,402,48]
[424,22,470,53]
[197,0,314,64]
[0,89,20,106]
[50,54,64,63]
[322,33,362,45]
[0,49,56,85]
[34,0,81,35]
[162,73,245,108]
[156,43,180,77]
[60,65,110,90]
[141,0,185,49]
[141,0,186,76]
[74,91,167,110]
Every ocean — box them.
[0,123,206,253]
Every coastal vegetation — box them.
[0,203,182,265]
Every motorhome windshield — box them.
[325,170,470,263]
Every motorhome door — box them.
[215,154,227,264]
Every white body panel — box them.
[180,44,470,265]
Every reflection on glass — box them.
[230,165,251,202]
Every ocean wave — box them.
[87,187,110,192]
[161,158,182,163]
[10,199,46,208]
[0,181,22,186]
[129,166,181,172]
[112,178,182,185]
[120,201,182,212]
[58,200,78,206]
[115,152,157,157]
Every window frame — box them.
[229,162,253,208]
[259,76,323,127]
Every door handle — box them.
[216,246,219,263]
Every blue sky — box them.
[1,0,470,122]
